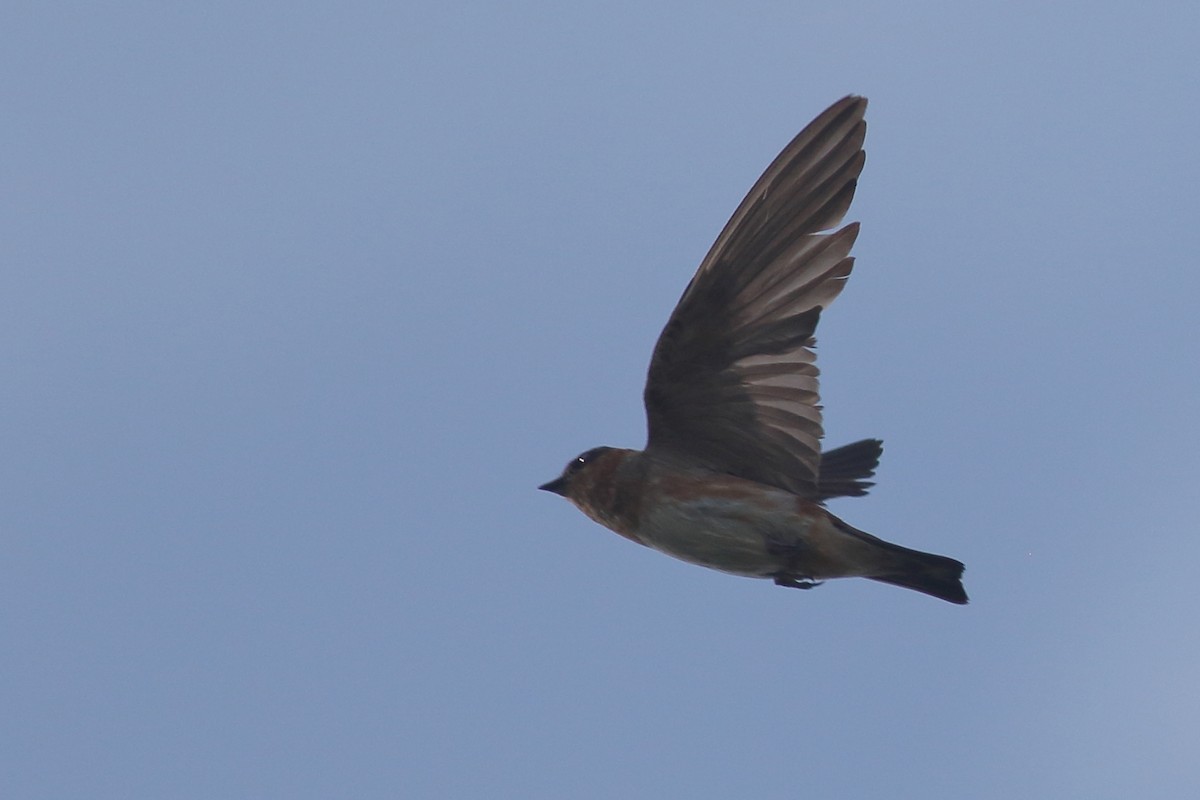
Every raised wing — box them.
[816,438,882,501]
[643,96,867,498]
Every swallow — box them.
[540,96,967,604]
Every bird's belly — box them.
[637,496,805,577]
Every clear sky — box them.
[4,2,1198,798]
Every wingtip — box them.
[831,94,869,115]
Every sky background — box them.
[4,2,1199,798]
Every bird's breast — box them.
[634,472,813,577]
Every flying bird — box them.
[540,96,967,604]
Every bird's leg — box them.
[772,573,824,590]
[764,535,824,590]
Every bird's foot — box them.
[772,574,824,590]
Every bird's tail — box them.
[830,516,968,604]
[868,550,968,605]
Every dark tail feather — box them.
[817,438,883,501]
[869,549,968,605]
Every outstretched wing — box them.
[816,438,882,501]
[643,96,867,498]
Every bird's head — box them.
[538,446,616,500]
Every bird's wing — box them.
[643,96,867,498]
[816,438,882,501]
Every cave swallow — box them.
[540,96,967,604]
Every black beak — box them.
[538,476,568,496]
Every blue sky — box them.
[4,2,1198,797]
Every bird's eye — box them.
[566,446,611,476]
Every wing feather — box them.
[643,96,868,497]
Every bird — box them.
[539,96,967,605]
